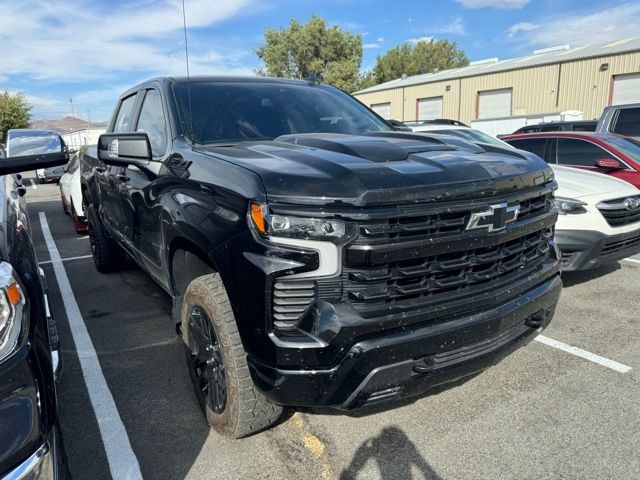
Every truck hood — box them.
[551,164,640,200]
[196,133,553,206]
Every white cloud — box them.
[507,4,640,47]
[437,17,466,35]
[408,36,435,45]
[363,43,382,49]
[0,0,255,82]
[456,0,529,8]
[506,22,540,38]
[377,37,385,43]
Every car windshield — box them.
[604,136,640,160]
[172,81,391,145]
[431,128,511,148]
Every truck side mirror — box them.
[98,133,152,168]
[594,158,625,170]
[0,129,69,176]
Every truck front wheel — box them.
[86,204,127,273]
[181,273,282,438]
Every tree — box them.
[256,14,363,92]
[371,39,469,85]
[0,91,32,143]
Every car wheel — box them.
[181,273,282,438]
[86,204,127,273]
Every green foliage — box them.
[0,91,32,143]
[256,14,363,92]
[370,39,469,86]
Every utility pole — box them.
[69,98,79,150]
[87,110,92,127]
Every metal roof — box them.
[354,37,640,95]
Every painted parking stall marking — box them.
[39,254,93,266]
[29,178,38,189]
[535,334,632,374]
[39,212,143,480]
[623,258,640,266]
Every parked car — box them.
[597,103,640,138]
[502,132,640,189]
[36,165,66,184]
[511,120,598,134]
[0,129,68,479]
[407,122,512,148]
[59,151,87,233]
[547,165,640,270]
[80,76,561,438]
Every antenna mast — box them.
[181,0,194,142]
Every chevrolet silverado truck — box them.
[80,76,561,438]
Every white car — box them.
[551,165,640,271]
[59,152,87,233]
[406,122,513,149]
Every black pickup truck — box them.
[80,76,561,438]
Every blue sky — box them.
[1,0,639,121]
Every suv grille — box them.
[598,196,640,227]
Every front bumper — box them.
[556,228,640,271]
[248,273,561,408]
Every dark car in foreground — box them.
[80,76,561,438]
[0,130,68,479]
[502,131,640,189]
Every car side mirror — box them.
[594,158,625,170]
[98,133,152,167]
[0,129,69,176]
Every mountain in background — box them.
[29,116,108,133]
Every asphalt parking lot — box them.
[23,176,640,480]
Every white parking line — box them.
[535,334,632,373]
[29,179,38,189]
[39,212,142,480]
[39,254,93,265]
[623,258,640,265]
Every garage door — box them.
[371,102,391,119]
[612,73,640,105]
[417,97,443,120]
[478,88,512,119]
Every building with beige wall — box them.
[354,38,640,126]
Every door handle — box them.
[116,173,130,182]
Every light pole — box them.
[69,98,79,150]
[86,110,92,127]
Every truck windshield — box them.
[173,81,391,145]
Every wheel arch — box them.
[168,236,217,298]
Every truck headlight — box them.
[0,262,25,363]
[553,197,587,215]
[249,203,350,241]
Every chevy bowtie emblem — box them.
[466,203,520,232]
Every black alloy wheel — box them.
[187,305,226,414]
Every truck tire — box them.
[86,204,127,273]
[181,273,282,438]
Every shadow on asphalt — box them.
[561,262,621,287]
[339,426,442,480]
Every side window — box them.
[540,125,560,132]
[612,108,640,137]
[113,95,138,133]
[136,90,168,157]
[507,138,548,161]
[556,138,609,167]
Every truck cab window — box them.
[136,90,168,157]
[113,94,137,133]
[612,108,640,137]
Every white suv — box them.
[551,165,640,271]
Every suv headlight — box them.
[249,203,351,241]
[0,262,25,362]
[553,197,587,215]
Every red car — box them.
[502,132,640,188]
